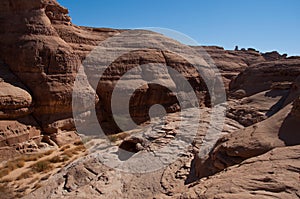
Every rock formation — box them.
[229,59,300,97]
[0,0,300,198]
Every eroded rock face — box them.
[23,107,243,199]
[262,51,288,61]
[193,46,260,90]
[0,0,120,148]
[0,0,112,152]
[0,62,33,119]
[0,0,214,145]
[230,59,300,97]
[226,88,290,126]
[92,46,211,134]
[1,0,297,150]
[177,145,300,199]
[194,93,300,178]
[0,117,42,161]
[1,0,300,198]
[0,61,42,157]
[0,0,80,141]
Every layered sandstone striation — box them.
[0,0,300,198]
[194,74,300,178]
[177,145,300,199]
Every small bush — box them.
[74,140,84,146]
[0,169,10,178]
[23,154,43,162]
[33,183,42,190]
[16,171,32,180]
[108,135,118,142]
[3,158,25,174]
[49,156,61,163]
[62,155,70,162]
[81,137,92,144]
[62,150,73,158]
[49,156,67,164]
[75,145,86,151]
[32,160,52,173]
[116,132,130,140]
[16,159,25,168]
[43,150,54,156]
[60,145,71,152]
[62,145,85,158]
[5,162,17,171]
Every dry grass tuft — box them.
[33,183,42,190]
[74,140,84,146]
[22,154,43,162]
[108,135,118,142]
[16,171,33,181]
[62,145,86,158]
[5,159,25,170]
[59,145,71,152]
[43,150,54,156]
[49,155,69,164]
[32,160,53,173]
[0,169,10,179]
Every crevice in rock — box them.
[91,185,103,195]
[62,174,71,193]
[84,166,98,176]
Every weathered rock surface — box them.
[0,119,41,162]
[1,0,298,150]
[230,59,300,97]
[0,0,213,147]
[195,93,300,178]
[0,0,121,149]
[226,88,290,126]
[23,107,243,199]
[0,61,33,119]
[23,105,300,198]
[0,0,81,148]
[0,0,300,198]
[0,61,42,158]
[176,145,300,199]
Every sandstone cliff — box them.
[0,0,300,198]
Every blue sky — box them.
[58,0,300,55]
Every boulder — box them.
[0,62,33,119]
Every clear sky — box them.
[58,0,300,56]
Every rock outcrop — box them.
[193,46,266,90]
[0,0,215,147]
[230,59,300,97]
[0,61,33,120]
[177,145,300,199]
[0,0,81,149]
[22,107,243,199]
[0,61,42,159]
[194,79,300,178]
[1,0,300,198]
